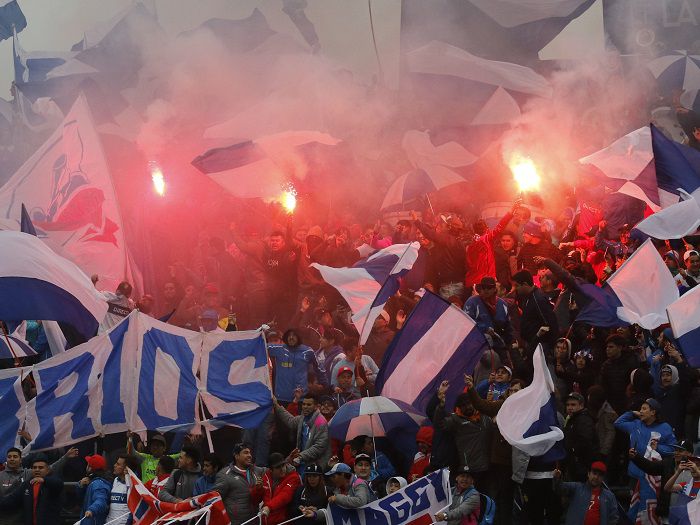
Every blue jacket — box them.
[269,344,327,402]
[554,478,618,525]
[463,296,513,347]
[614,411,676,479]
[193,474,217,496]
[78,476,112,525]
[475,380,509,401]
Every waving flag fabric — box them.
[606,239,679,329]
[406,40,552,98]
[192,131,340,200]
[311,243,420,344]
[0,1,25,40]
[0,368,26,463]
[0,94,139,292]
[668,284,700,368]
[468,0,591,28]
[127,468,230,525]
[0,230,107,339]
[498,345,564,456]
[579,126,660,210]
[376,291,488,414]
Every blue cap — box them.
[326,463,352,475]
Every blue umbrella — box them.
[681,88,700,113]
[647,51,700,95]
[328,396,426,442]
[0,334,36,359]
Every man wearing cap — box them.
[261,453,301,525]
[273,393,331,472]
[0,455,64,525]
[475,365,512,401]
[127,432,178,483]
[594,221,634,260]
[333,366,361,407]
[464,276,514,361]
[675,249,700,290]
[553,462,618,525]
[301,463,371,521]
[563,392,599,482]
[435,466,480,525]
[329,336,378,391]
[291,463,333,525]
[517,220,562,276]
[630,440,694,520]
[351,453,379,501]
[78,454,111,525]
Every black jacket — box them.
[563,409,599,481]
[414,221,465,287]
[600,352,639,416]
[518,287,558,345]
[0,476,64,525]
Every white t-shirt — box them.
[106,476,131,525]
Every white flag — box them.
[0,93,138,292]
[607,239,679,329]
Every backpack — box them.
[464,488,495,525]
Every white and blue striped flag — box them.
[311,242,420,344]
[375,290,488,414]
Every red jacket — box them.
[465,212,513,289]
[262,467,302,525]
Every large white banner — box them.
[20,311,272,452]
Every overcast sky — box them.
[0,0,603,99]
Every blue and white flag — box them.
[0,1,25,41]
[0,368,26,462]
[606,238,679,329]
[22,311,272,451]
[326,469,451,525]
[192,131,340,201]
[497,344,564,457]
[311,242,420,344]
[375,291,488,414]
[0,230,108,339]
[668,284,700,368]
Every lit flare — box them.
[509,156,541,193]
[150,163,165,196]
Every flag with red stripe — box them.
[127,468,230,525]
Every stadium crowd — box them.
[3,196,700,525]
